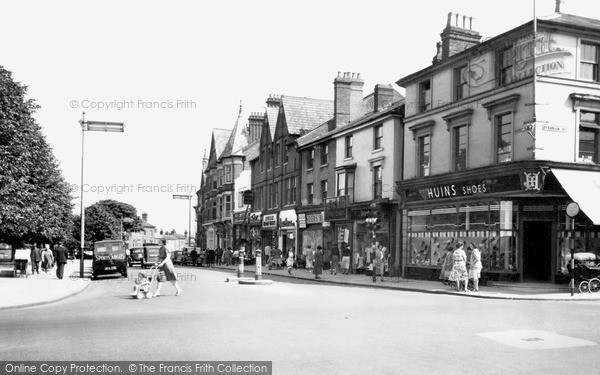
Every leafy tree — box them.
[0,66,73,252]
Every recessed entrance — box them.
[522,221,552,281]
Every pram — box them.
[267,256,284,270]
[131,265,159,299]
[571,263,600,293]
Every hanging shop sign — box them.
[279,209,297,229]
[249,211,262,225]
[324,196,349,221]
[233,211,247,224]
[262,213,278,230]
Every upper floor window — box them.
[345,135,353,158]
[498,46,513,86]
[337,172,346,196]
[218,169,224,186]
[581,42,599,82]
[273,181,279,208]
[373,165,382,200]
[373,125,383,150]
[307,148,315,170]
[454,65,468,101]
[284,179,291,205]
[266,146,272,170]
[321,180,328,200]
[291,177,297,204]
[238,191,244,208]
[224,165,232,183]
[496,113,512,163]
[336,171,355,201]
[320,144,329,165]
[274,142,281,167]
[307,183,314,204]
[418,135,430,177]
[260,148,265,172]
[283,145,289,164]
[419,79,432,112]
[224,195,231,217]
[453,125,468,171]
[579,111,600,163]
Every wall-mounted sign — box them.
[324,196,349,221]
[279,209,297,229]
[306,213,324,224]
[262,214,277,230]
[404,175,522,202]
[298,214,307,229]
[521,169,546,192]
[233,211,247,224]
[249,211,262,225]
[541,124,567,133]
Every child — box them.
[286,250,294,275]
[132,272,152,298]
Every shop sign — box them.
[279,209,297,229]
[306,212,324,224]
[405,175,522,202]
[249,211,262,225]
[298,214,307,229]
[262,213,277,229]
[324,196,349,221]
[233,211,247,224]
[521,169,546,192]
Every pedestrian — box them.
[155,239,182,297]
[330,243,339,275]
[286,248,294,275]
[224,247,232,266]
[207,248,216,267]
[264,244,271,265]
[216,247,223,266]
[30,245,42,275]
[439,246,454,284]
[41,246,54,274]
[190,248,199,266]
[305,245,313,273]
[373,244,385,282]
[341,242,351,275]
[469,244,483,292]
[449,242,469,292]
[54,243,69,280]
[314,245,323,279]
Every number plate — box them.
[105,266,117,270]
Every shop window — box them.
[453,125,468,171]
[419,79,432,112]
[495,113,512,163]
[454,65,468,101]
[418,135,430,177]
[579,111,600,163]
[307,183,314,204]
[581,42,599,82]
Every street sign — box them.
[243,190,253,205]
[566,202,580,218]
[173,195,191,200]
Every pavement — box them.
[2,259,600,310]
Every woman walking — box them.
[469,244,483,291]
[155,239,182,297]
[449,242,469,292]
[313,246,324,279]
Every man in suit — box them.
[30,246,42,275]
[54,243,69,280]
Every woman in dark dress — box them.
[155,239,182,296]
[314,246,324,279]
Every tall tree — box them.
[0,66,73,251]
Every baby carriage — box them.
[571,262,600,293]
[267,256,284,270]
[131,265,159,299]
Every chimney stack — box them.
[248,111,265,143]
[440,12,481,60]
[266,94,282,108]
[374,84,395,112]
[331,71,364,130]
[555,0,562,13]
[142,212,148,222]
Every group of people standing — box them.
[440,241,482,292]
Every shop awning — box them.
[552,168,600,225]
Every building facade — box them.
[396,11,600,283]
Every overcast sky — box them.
[2,0,597,235]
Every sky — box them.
[1,0,598,235]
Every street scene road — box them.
[1,266,599,375]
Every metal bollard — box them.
[255,250,262,281]
[237,249,245,278]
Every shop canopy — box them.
[552,168,600,225]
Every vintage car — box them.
[171,250,185,265]
[0,243,16,277]
[91,240,127,280]
[128,247,144,267]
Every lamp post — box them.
[173,194,192,248]
[566,201,580,297]
[79,112,125,278]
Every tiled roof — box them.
[244,140,260,162]
[141,220,155,229]
[281,95,334,136]
[295,120,332,148]
[221,109,249,158]
[539,12,600,31]
[213,128,232,159]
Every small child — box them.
[132,272,151,297]
[286,251,294,275]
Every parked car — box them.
[172,250,184,265]
[0,243,16,277]
[128,247,144,267]
[142,244,161,269]
[91,240,127,280]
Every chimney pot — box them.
[357,73,361,79]
[338,71,342,78]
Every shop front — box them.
[299,211,335,267]
[398,162,600,284]
[248,211,262,250]
[261,213,278,256]
[349,202,393,274]
[278,209,298,257]
[324,196,352,269]
[232,211,248,251]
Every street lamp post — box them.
[173,194,192,247]
[79,112,125,278]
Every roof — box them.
[280,95,334,136]
[141,220,155,229]
[538,12,600,32]
[213,128,232,159]
[244,139,260,162]
[221,109,249,158]
[265,106,279,141]
[295,120,332,148]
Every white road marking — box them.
[478,330,597,350]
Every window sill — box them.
[320,163,329,168]
[372,148,384,154]
[306,168,314,172]
[344,157,353,161]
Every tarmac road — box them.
[1,266,599,375]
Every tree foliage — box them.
[0,66,73,249]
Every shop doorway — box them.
[522,221,552,281]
